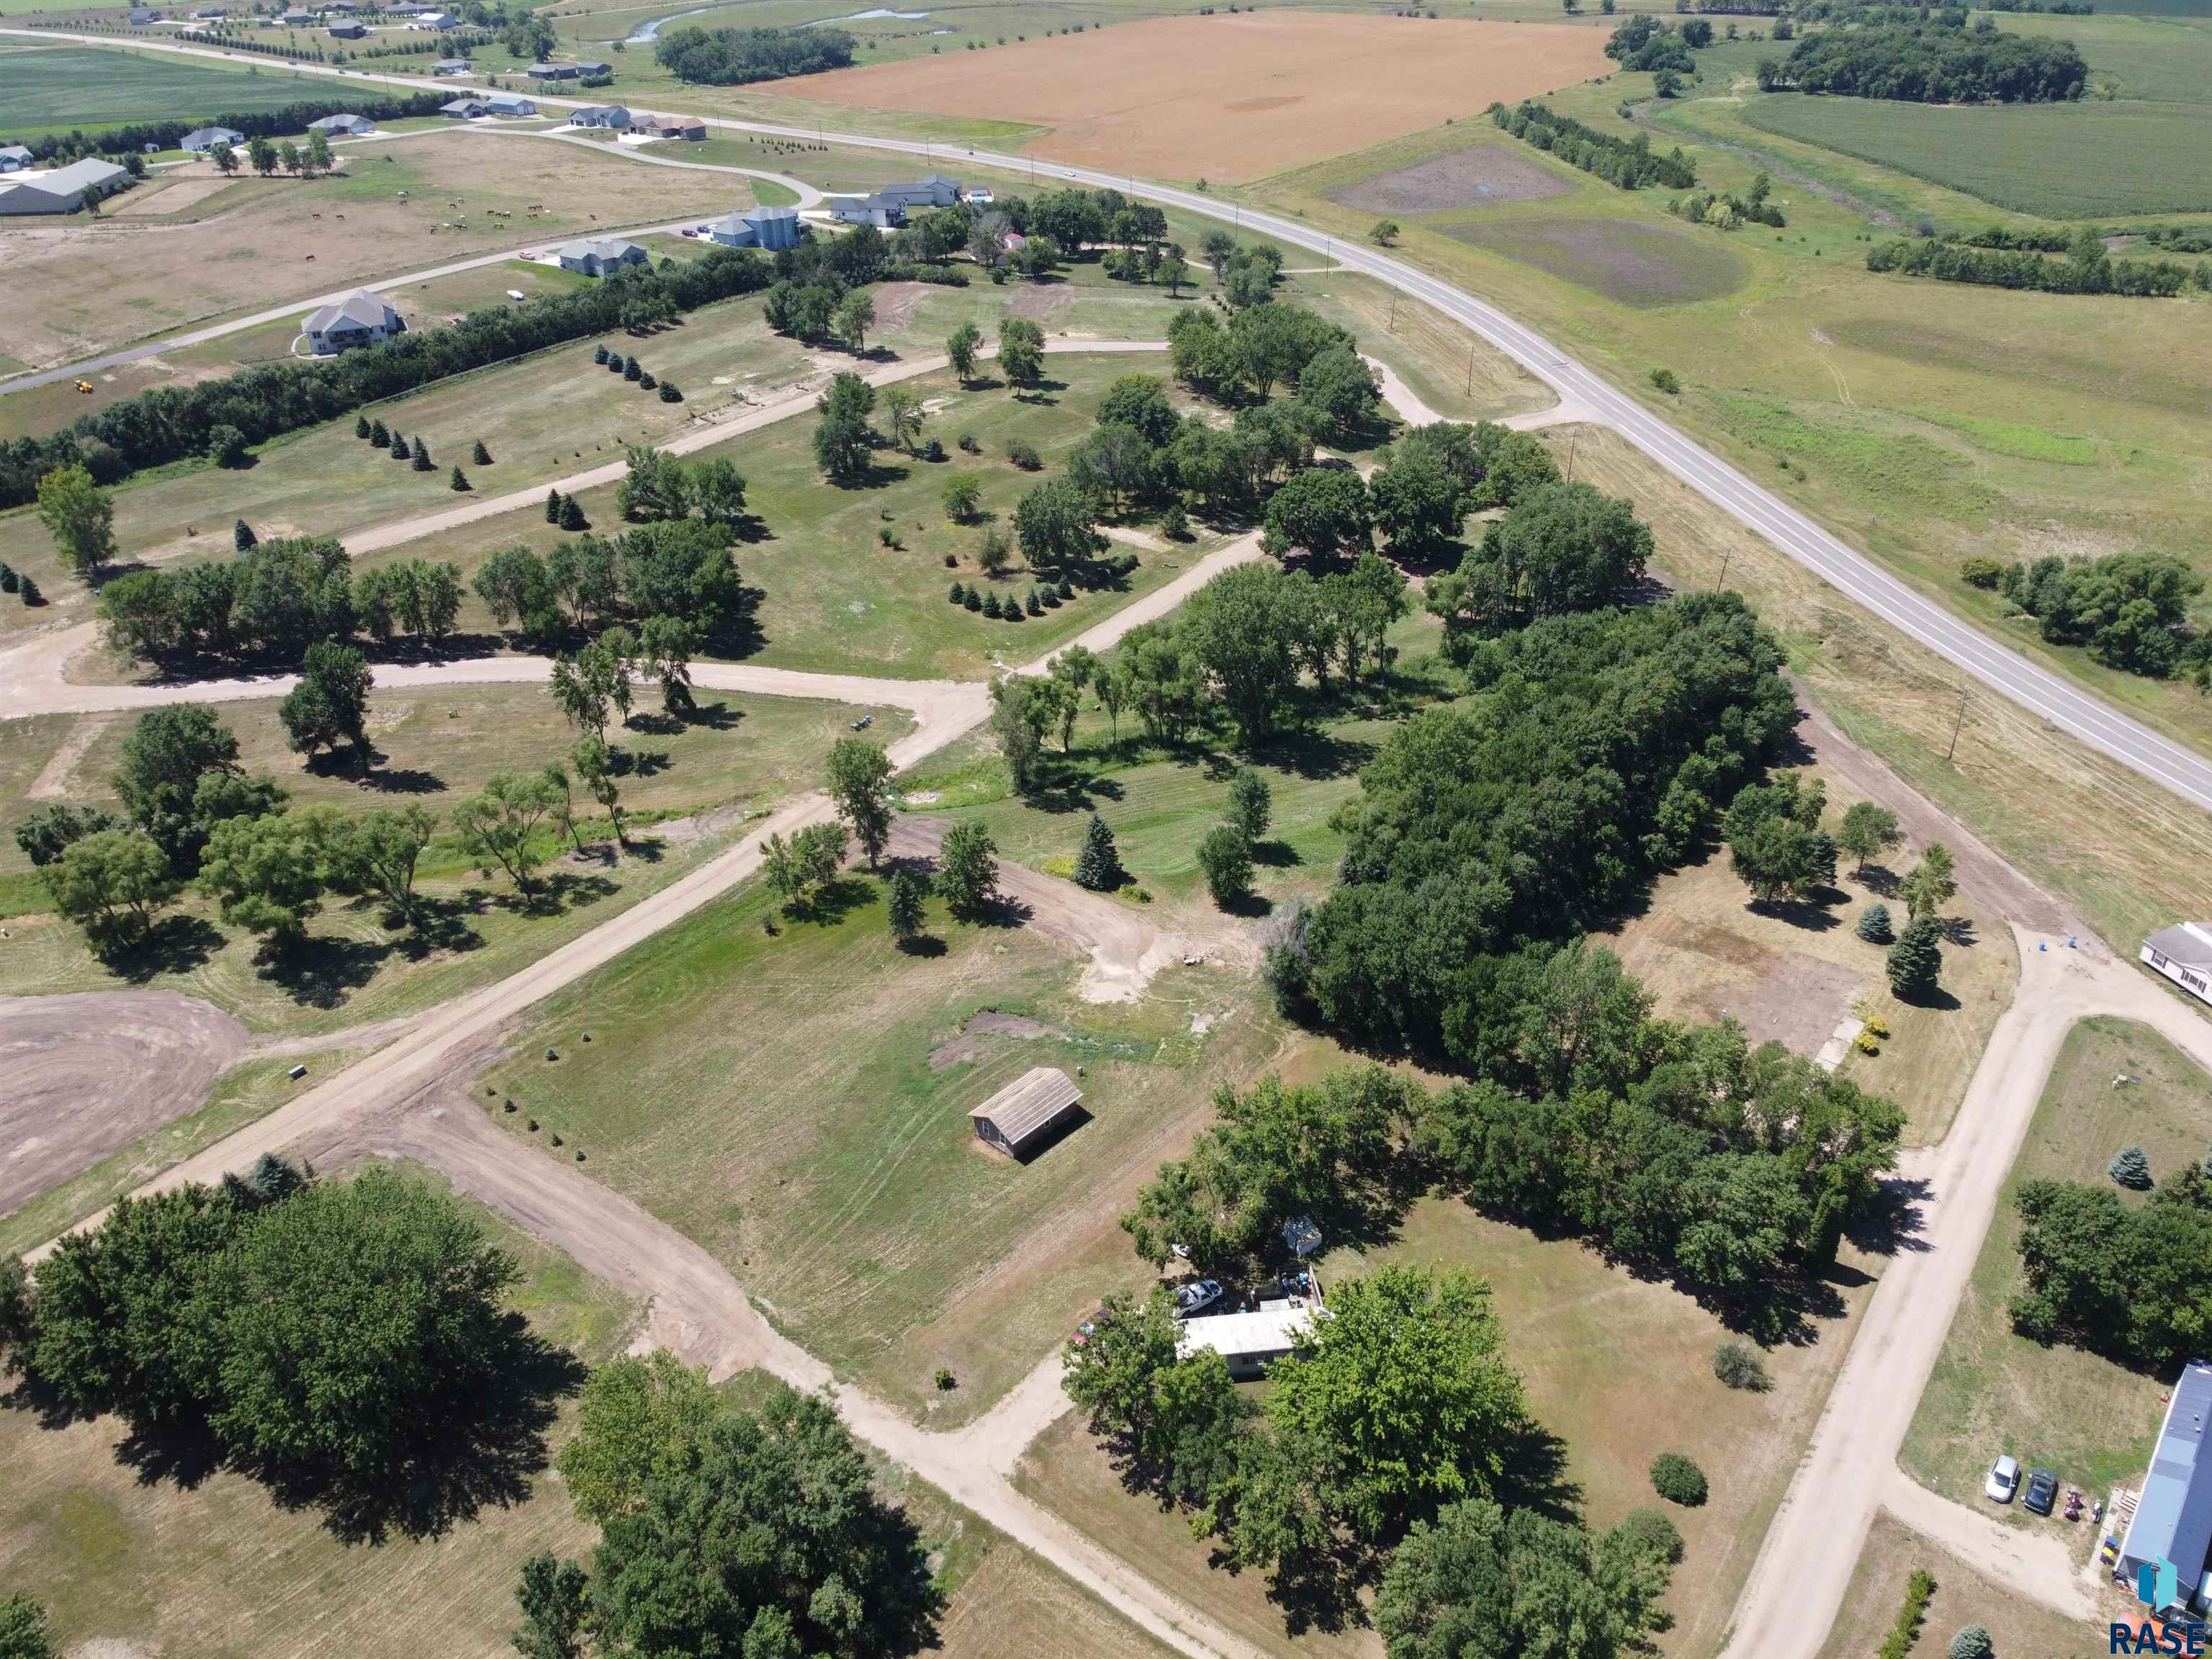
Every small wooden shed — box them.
[969,1067,1083,1159]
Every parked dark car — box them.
[2024,1467,2059,1515]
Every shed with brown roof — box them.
[969,1067,1083,1158]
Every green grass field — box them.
[1901,1016,2211,1519]
[0,44,335,129]
[1738,94,2212,218]
[1815,1514,2106,1659]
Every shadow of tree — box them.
[103,914,225,984]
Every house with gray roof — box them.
[709,204,799,251]
[433,56,472,74]
[2117,1358,2212,1618]
[832,192,905,230]
[2141,924,2212,1007]
[181,125,245,153]
[0,158,132,216]
[0,145,32,174]
[309,112,375,138]
[567,105,631,129]
[327,19,366,37]
[556,238,648,277]
[127,7,163,22]
[441,96,489,119]
[486,92,537,116]
[302,289,405,354]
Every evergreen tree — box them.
[369,418,389,446]
[1855,902,1892,943]
[472,439,492,467]
[1228,766,1272,842]
[948,580,966,605]
[410,436,433,472]
[233,518,257,552]
[886,868,928,943]
[2108,1146,2153,1190]
[1886,915,1943,1001]
[354,414,372,440]
[1074,814,1120,891]
[559,496,588,532]
[451,466,469,492]
[545,489,562,524]
[390,428,410,460]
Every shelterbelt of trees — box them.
[1758,20,2087,100]
[652,23,858,85]
[0,91,454,165]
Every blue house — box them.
[2118,1358,2212,1619]
[709,205,800,251]
[486,92,537,117]
[568,105,631,129]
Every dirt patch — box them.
[25,713,111,801]
[1719,950,1869,1060]
[785,12,1611,184]
[1007,283,1071,322]
[1441,213,1746,307]
[928,1008,1069,1071]
[869,280,935,331]
[104,174,233,217]
[0,990,248,1215]
[1328,145,1573,215]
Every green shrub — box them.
[1878,1569,1936,1659]
[1650,1452,1707,1506]
[1712,1339,1771,1392]
[1650,367,1681,395]
[1947,1626,1991,1659]
[1960,557,2003,590]
[1611,1506,1683,1565]
[1007,436,1040,469]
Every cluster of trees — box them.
[1669,171,1787,230]
[477,514,745,655]
[4,248,773,509]
[98,534,358,669]
[1866,230,2205,297]
[2010,1159,2212,1370]
[1760,23,2087,99]
[652,23,858,84]
[1424,475,1651,643]
[1065,1248,1684,1635]
[855,185,1186,291]
[1280,595,1797,1065]
[1,1163,540,1526]
[1974,550,2206,678]
[1488,100,1698,191]
[1608,13,1709,73]
[511,1357,938,1659]
[0,91,451,166]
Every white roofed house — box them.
[302,289,405,354]
[0,145,32,174]
[2142,924,2212,1007]
[486,93,537,117]
[1178,1305,1318,1380]
[433,57,473,75]
[556,238,648,278]
[308,112,376,138]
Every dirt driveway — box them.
[0,990,247,1215]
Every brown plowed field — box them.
[786,11,1612,183]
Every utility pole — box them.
[1714,549,1731,592]
[1945,682,1969,762]
[1465,346,1475,397]
[1564,431,1578,482]
[1388,293,1398,331]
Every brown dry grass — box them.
[784,12,1611,184]
[0,133,729,369]
[1815,1514,2105,1659]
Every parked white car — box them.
[1174,1278,1223,1317]
[1984,1454,2020,1503]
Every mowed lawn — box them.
[91,293,815,564]
[481,867,1290,1424]
[1901,1017,2211,1518]
[0,685,911,1046]
[1017,1190,1876,1659]
[354,349,1209,682]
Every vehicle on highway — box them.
[2024,1467,2059,1515]
[1985,1455,2020,1503]
[1174,1278,1223,1317]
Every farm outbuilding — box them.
[2116,1357,2212,1618]
[968,1067,1083,1158]
[0,145,32,173]
[328,19,366,37]
[0,159,131,216]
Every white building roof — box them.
[2145,923,2212,970]
[1177,1305,1316,1362]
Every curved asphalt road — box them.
[5,27,2208,815]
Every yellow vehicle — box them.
[73,379,94,394]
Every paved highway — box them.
[6,26,2212,816]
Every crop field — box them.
[1739,94,2212,218]
[1901,1017,2209,1518]
[1439,210,1750,307]
[781,11,1612,183]
[481,866,1286,1424]
[0,685,910,1047]
[0,129,733,370]
[353,351,1208,683]
[0,42,336,127]
[82,293,812,565]
[1020,1189,1878,1659]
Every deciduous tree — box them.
[35,464,117,580]
[824,737,894,868]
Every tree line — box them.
[0,91,454,165]
[1965,549,2207,680]
[1,247,774,510]
[1759,22,2087,100]
[1488,99,1698,191]
[1866,230,2206,297]
[652,22,858,84]
[1,1161,569,1538]
[2011,1155,2212,1372]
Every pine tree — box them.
[370,418,390,446]
[1025,587,1043,616]
[355,414,372,440]
[2108,1146,2153,1190]
[472,439,492,466]
[886,868,927,943]
[948,581,966,604]
[1074,814,1120,891]
[233,518,257,552]
[410,436,433,472]
[451,465,469,491]
[559,495,588,532]
[593,343,610,365]
[1886,915,1943,1002]
[19,576,40,606]
[983,590,1002,619]
[390,428,410,460]
[1854,902,1892,943]
[546,489,563,524]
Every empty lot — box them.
[784,11,1611,182]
